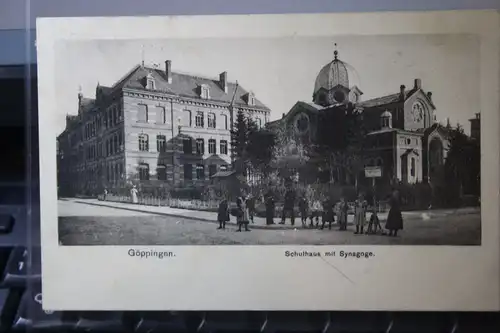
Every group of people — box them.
[216,186,404,236]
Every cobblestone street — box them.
[58,199,481,246]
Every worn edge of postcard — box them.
[36,10,500,311]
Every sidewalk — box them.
[66,198,480,230]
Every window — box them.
[106,139,110,156]
[209,165,217,177]
[114,164,119,181]
[248,93,255,106]
[157,164,167,181]
[183,110,192,127]
[183,138,192,154]
[208,139,216,154]
[208,113,216,128]
[156,106,166,124]
[221,114,228,130]
[138,134,149,151]
[196,138,205,155]
[118,163,123,180]
[200,85,210,99]
[138,104,148,123]
[113,135,118,154]
[117,105,122,121]
[113,107,118,125]
[220,140,228,155]
[157,135,166,152]
[195,112,204,127]
[411,157,416,177]
[196,164,205,180]
[257,118,262,128]
[139,163,150,181]
[146,74,156,90]
[183,164,193,180]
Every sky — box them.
[54,34,479,135]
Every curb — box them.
[72,200,312,230]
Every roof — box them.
[103,64,270,111]
[357,91,411,108]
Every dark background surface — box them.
[0,0,499,331]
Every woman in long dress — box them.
[385,190,403,236]
[130,185,139,204]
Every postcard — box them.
[37,11,500,310]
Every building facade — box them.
[57,60,270,196]
[268,49,451,187]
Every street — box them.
[58,200,481,246]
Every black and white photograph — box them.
[55,34,481,246]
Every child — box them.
[217,198,230,229]
[309,198,322,228]
[367,205,382,234]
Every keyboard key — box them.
[132,311,191,333]
[0,287,23,332]
[327,312,390,332]
[197,311,264,332]
[261,311,329,333]
[74,311,128,332]
[11,286,75,332]
[0,215,14,234]
[387,312,455,333]
[1,247,41,287]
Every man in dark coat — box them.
[280,188,296,225]
[264,189,275,225]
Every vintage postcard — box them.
[37,11,500,310]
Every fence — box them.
[98,194,220,212]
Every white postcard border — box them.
[37,11,500,311]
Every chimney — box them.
[282,113,286,119]
[399,85,406,101]
[414,78,422,90]
[165,60,172,83]
[219,71,228,93]
[427,91,432,100]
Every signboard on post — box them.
[364,166,382,178]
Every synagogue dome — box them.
[313,49,361,95]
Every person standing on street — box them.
[280,187,296,225]
[264,189,275,225]
[298,194,309,227]
[385,190,403,236]
[236,196,251,232]
[130,185,139,204]
[217,197,230,229]
[320,195,335,230]
[354,193,368,234]
[246,193,256,224]
[337,197,348,231]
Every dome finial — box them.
[334,43,338,60]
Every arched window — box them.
[146,73,155,90]
[138,163,150,181]
[208,139,216,154]
[138,134,149,151]
[220,140,228,155]
[410,157,416,177]
[208,113,216,128]
[196,138,205,155]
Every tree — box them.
[306,103,366,187]
[247,125,276,176]
[443,124,480,205]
